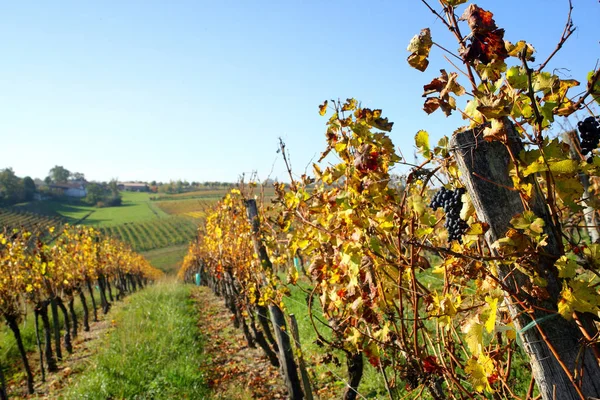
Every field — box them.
[141,245,190,275]
[0,208,64,233]
[12,192,167,226]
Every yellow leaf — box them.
[484,296,498,333]
[465,355,495,393]
[462,316,483,355]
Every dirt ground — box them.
[7,309,114,399]
[192,286,289,400]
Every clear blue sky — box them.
[1,0,598,183]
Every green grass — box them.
[63,281,209,399]
[13,192,168,227]
[282,280,388,399]
[142,245,189,275]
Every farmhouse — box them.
[118,182,149,192]
[49,182,87,198]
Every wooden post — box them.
[245,199,304,400]
[450,126,600,399]
[565,130,600,243]
[289,314,315,400]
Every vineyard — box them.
[154,199,215,219]
[99,216,198,252]
[0,208,64,233]
[0,224,163,398]
[1,0,600,399]
[177,2,600,400]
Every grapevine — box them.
[0,225,163,396]
[179,1,600,399]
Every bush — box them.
[107,196,122,207]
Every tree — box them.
[0,168,22,204]
[108,179,120,197]
[70,172,85,181]
[48,166,70,183]
[22,177,36,201]
[84,183,105,205]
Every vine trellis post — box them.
[245,199,304,400]
[450,125,600,400]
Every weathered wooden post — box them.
[450,126,600,399]
[245,199,304,400]
[565,130,600,243]
[289,314,315,400]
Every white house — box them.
[49,182,87,198]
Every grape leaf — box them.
[415,130,431,158]
[459,5,508,65]
[407,28,433,72]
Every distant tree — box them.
[84,183,105,205]
[22,176,36,201]
[108,179,120,197]
[71,172,85,181]
[175,180,184,193]
[0,168,22,204]
[44,176,52,185]
[150,180,157,186]
[48,166,71,183]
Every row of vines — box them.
[0,225,164,398]
[180,1,600,399]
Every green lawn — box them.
[63,281,209,399]
[14,191,168,227]
[142,245,190,275]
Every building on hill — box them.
[48,182,87,198]
[118,182,149,192]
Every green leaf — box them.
[555,256,578,279]
[506,66,528,90]
[415,130,431,158]
[532,72,557,94]
[548,159,578,175]
[588,70,600,105]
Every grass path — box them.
[62,281,209,399]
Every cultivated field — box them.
[99,216,197,252]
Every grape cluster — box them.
[430,187,468,243]
[577,116,600,164]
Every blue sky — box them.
[1,0,598,183]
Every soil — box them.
[7,310,114,399]
[192,286,289,400]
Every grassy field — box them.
[13,192,168,227]
[141,245,189,275]
[154,198,215,218]
[63,281,209,399]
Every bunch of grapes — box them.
[577,116,600,164]
[430,187,469,243]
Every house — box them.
[118,182,149,192]
[49,182,87,198]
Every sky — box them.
[0,0,598,183]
